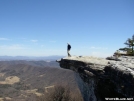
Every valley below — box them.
[0,61,84,101]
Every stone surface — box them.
[57,56,134,101]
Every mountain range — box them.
[0,55,65,61]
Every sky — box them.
[0,0,134,57]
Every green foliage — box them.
[119,34,134,56]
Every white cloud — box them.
[90,46,95,49]
[49,40,56,43]
[0,44,67,56]
[0,38,9,41]
[80,46,89,49]
[41,45,44,47]
[31,40,38,42]
[90,46,108,50]
[80,46,108,50]
[91,51,111,57]
[0,44,28,50]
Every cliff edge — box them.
[57,56,134,101]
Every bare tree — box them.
[37,85,83,101]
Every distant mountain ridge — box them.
[0,60,60,68]
[0,55,65,61]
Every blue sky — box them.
[0,0,134,57]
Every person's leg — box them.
[68,50,71,57]
[67,50,69,57]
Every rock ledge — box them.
[57,56,134,101]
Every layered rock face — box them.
[57,56,134,101]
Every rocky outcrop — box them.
[57,56,134,101]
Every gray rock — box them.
[57,56,134,101]
[106,56,121,61]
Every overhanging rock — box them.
[57,56,134,101]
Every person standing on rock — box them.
[67,43,71,57]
